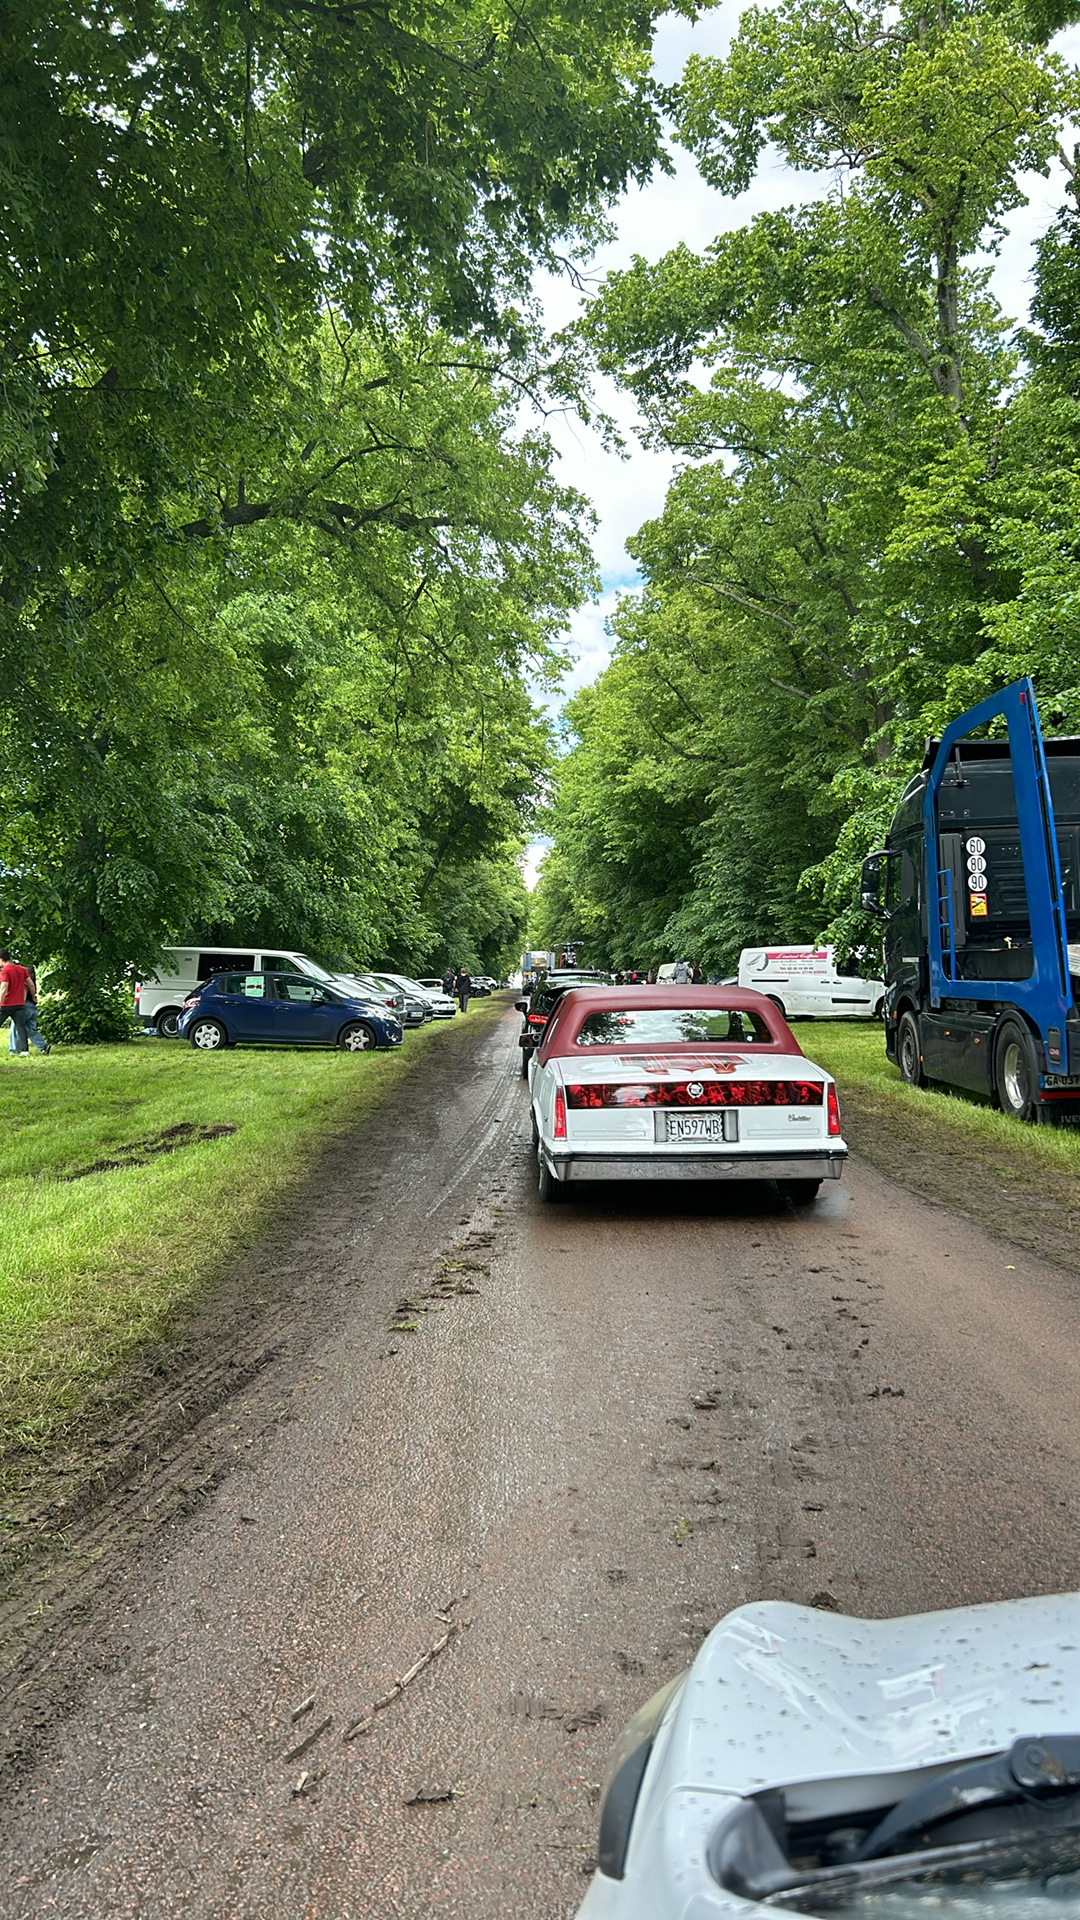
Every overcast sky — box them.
[520,5,1080,889]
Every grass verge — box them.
[801,1020,1080,1271]
[0,1000,504,1484]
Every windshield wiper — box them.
[855,1736,1080,1862]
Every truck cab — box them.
[862,679,1080,1119]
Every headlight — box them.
[597,1672,684,1880]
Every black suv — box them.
[514,971,610,1078]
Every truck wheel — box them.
[897,1012,925,1087]
[766,995,787,1018]
[995,1021,1040,1122]
[155,1008,181,1038]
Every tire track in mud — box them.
[0,1005,524,1778]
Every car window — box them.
[217,973,265,997]
[271,977,320,1003]
[575,1008,776,1046]
[198,952,255,980]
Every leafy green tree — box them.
[0,319,593,1005]
[545,0,1080,961]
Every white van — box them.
[737,945,884,1019]
[135,946,339,1037]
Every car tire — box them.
[339,1021,377,1052]
[872,997,885,1021]
[189,1018,228,1051]
[155,1008,181,1039]
[519,1045,530,1079]
[530,1105,540,1147]
[995,1019,1041,1122]
[766,994,787,1018]
[537,1154,561,1203]
[897,1011,925,1087]
[782,1179,822,1205]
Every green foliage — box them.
[0,0,690,1014]
[36,989,141,1048]
[0,317,595,998]
[543,0,1080,963]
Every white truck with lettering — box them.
[737,944,884,1019]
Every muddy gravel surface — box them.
[3,1005,1080,1918]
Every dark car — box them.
[177,971,403,1052]
[514,969,610,1078]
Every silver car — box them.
[578,1591,1080,1919]
[416,978,459,1017]
[333,971,406,1024]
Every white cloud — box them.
[519,839,551,891]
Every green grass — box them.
[0,1002,503,1475]
[802,1019,1080,1175]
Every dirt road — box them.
[3,1004,1080,1918]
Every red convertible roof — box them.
[537,985,801,1061]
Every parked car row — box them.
[134,946,500,1053]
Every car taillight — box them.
[827,1083,841,1136]
[183,994,200,1007]
[134,984,141,1003]
[528,1013,548,1027]
[554,1087,567,1139]
[564,1080,825,1108]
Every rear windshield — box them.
[575,1008,775,1046]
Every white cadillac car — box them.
[528,986,847,1203]
[578,1591,1080,1920]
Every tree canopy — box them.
[536,0,1080,972]
[0,0,699,1005]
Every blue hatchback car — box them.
[177,971,403,1052]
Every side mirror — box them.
[860,850,892,923]
[515,998,529,1013]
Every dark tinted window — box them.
[217,973,265,997]
[576,1008,775,1046]
[198,951,254,980]
[271,976,345,1005]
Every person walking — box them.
[691,960,704,984]
[0,949,37,1055]
[8,962,50,1055]
[674,957,691,984]
[455,965,471,1013]
[441,965,455,998]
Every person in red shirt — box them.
[0,949,33,1054]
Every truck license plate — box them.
[667,1113,725,1142]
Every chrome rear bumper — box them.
[544,1149,847,1184]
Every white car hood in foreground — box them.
[664,1595,1080,1794]
[578,1594,1080,1919]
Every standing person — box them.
[691,959,704,984]
[0,949,32,1054]
[441,965,455,998]
[674,957,691,984]
[9,963,50,1055]
[455,965,471,1013]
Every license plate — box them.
[667,1113,725,1142]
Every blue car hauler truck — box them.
[861,678,1080,1121]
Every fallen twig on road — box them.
[342,1597,467,1742]
[283,1715,333,1763]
